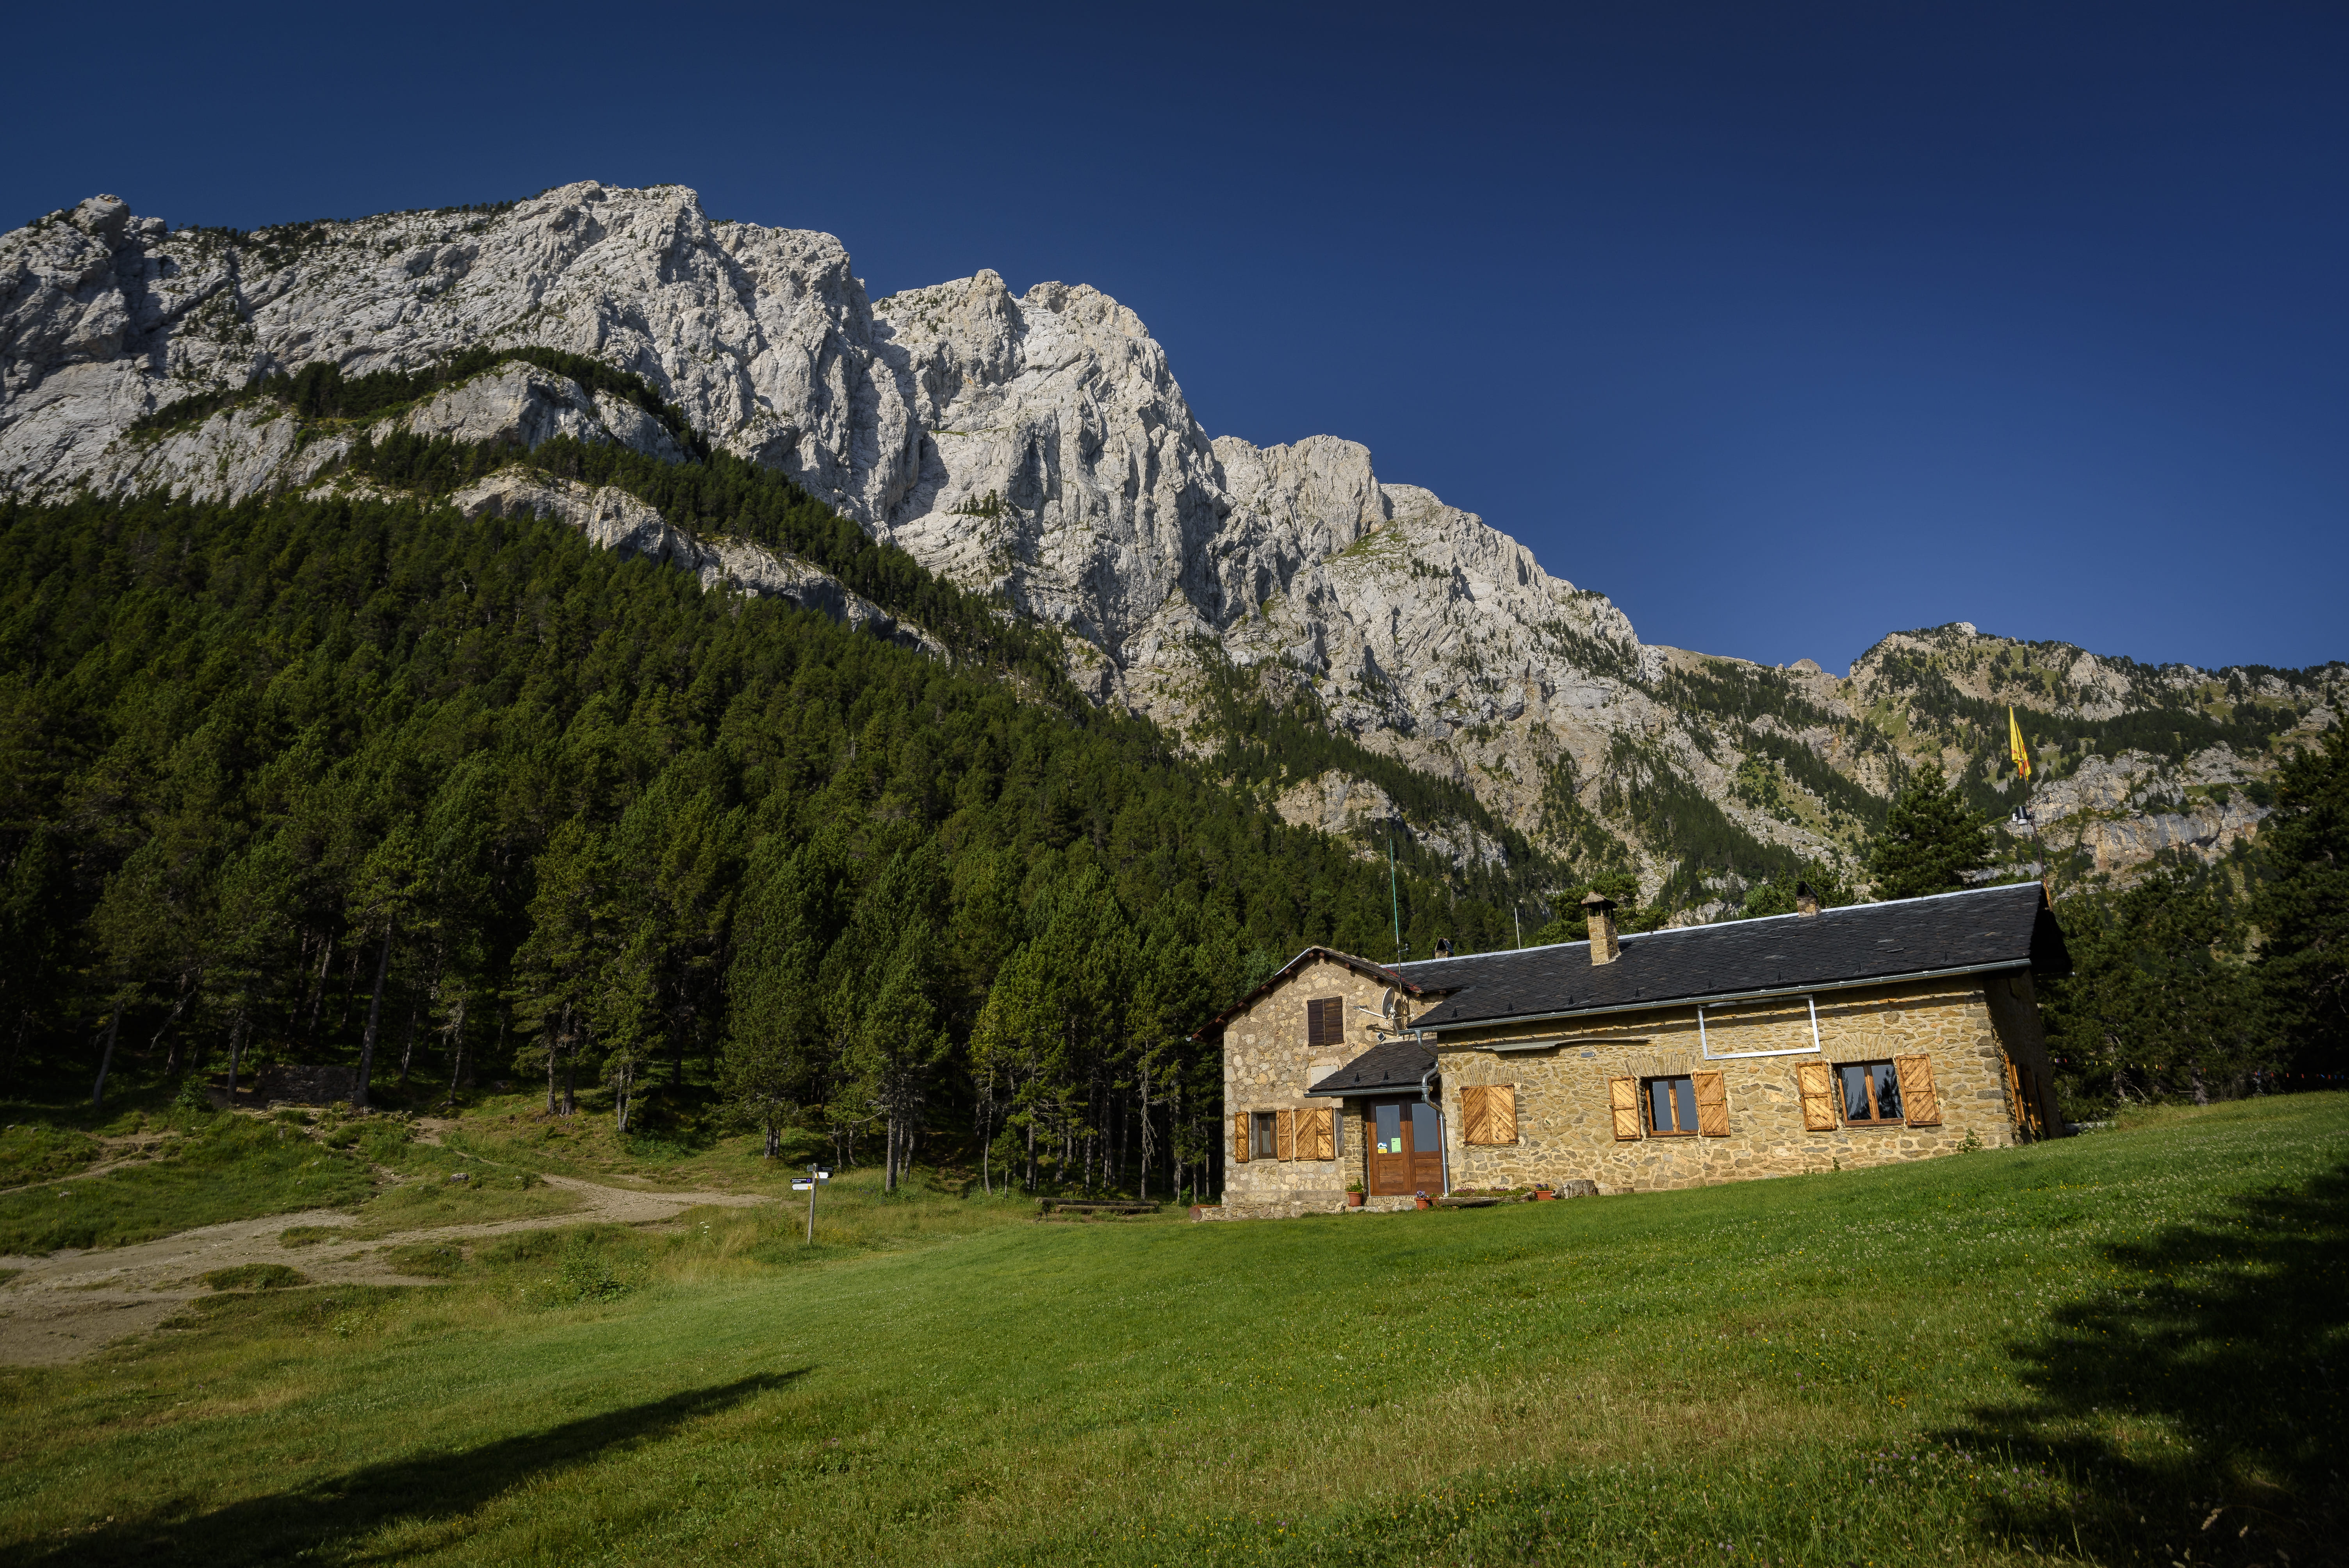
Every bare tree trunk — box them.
[546,1004,564,1114]
[442,992,468,1111]
[613,1055,634,1132]
[224,990,251,1101]
[302,933,332,1042]
[396,998,420,1087]
[153,974,195,1075]
[91,1003,123,1109]
[978,1089,992,1197]
[1138,1062,1151,1203]
[337,940,362,1033]
[561,1022,577,1117]
[353,925,392,1110]
[400,948,437,1088]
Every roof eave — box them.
[1303,1081,1429,1098]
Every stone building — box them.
[1198,882,2069,1218]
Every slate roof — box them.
[1304,1036,1439,1098]
[1396,883,2067,1034]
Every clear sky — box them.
[9,2,2343,675]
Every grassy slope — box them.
[0,1098,617,1255]
[0,1096,2339,1567]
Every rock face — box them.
[4,182,2340,899]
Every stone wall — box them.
[1436,977,2035,1194]
[1220,957,1403,1214]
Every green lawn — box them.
[0,1095,2339,1566]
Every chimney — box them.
[1795,881,1821,918]
[1434,937,1453,959]
[1581,891,1620,966]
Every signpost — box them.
[791,1165,831,1242]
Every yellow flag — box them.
[2007,706,2031,780]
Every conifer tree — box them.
[2250,727,2347,1079]
[2042,864,2258,1106]
[1866,764,1990,900]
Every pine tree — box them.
[2042,864,2260,1107]
[2249,727,2347,1080]
[1736,858,1855,920]
[1866,764,1990,901]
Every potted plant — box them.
[1533,1184,1555,1201]
[1413,1190,1433,1211]
[1344,1181,1365,1208]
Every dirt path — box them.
[0,1175,770,1367]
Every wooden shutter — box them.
[1276,1109,1296,1161]
[1897,1055,1941,1126]
[1306,997,1342,1048]
[1608,1077,1642,1141]
[1797,1062,1836,1131]
[1461,1085,1517,1145]
[1303,1107,1334,1160]
[1692,1071,1730,1136]
[1232,1112,1249,1164]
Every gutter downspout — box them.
[1420,1060,1449,1197]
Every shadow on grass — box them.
[24,1368,807,1566]
[1950,1161,2347,1564]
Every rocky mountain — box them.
[4,182,2339,912]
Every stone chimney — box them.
[1795,881,1821,918]
[1434,937,1453,959]
[1582,891,1620,966]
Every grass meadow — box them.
[0,1093,2340,1566]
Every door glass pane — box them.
[1839,1064,1871,1120]
[1649,1079,1672,1131]
[1673,1078,1697,1131]
[1410,1101,1440,1151]
[1871,1064,1903,1120]
[1375,1103,1401,1154]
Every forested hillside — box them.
[0,485,1558,1195]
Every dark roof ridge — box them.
[1391,884,2045,974]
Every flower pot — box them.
[1346,1191,1365,1207]
[1413,1196,1433,1210]
[1533,1187,1555,1201]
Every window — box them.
[1838,1061,1904,1124]
[1306,996,1343,1048]
[1251,1112,1279,1160]
[1640,1072,1731,1137]
[1645,1075,1699,1135]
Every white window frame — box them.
[1697,994,1823,1060]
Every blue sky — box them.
[9,2,2343,674]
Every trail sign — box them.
[800,1166,830,1241]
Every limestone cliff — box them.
[4,184,2339,906]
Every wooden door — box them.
[1369,1101,1445,1196]
[1407,1101,1445,1192]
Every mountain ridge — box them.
[5,181,2338,915]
